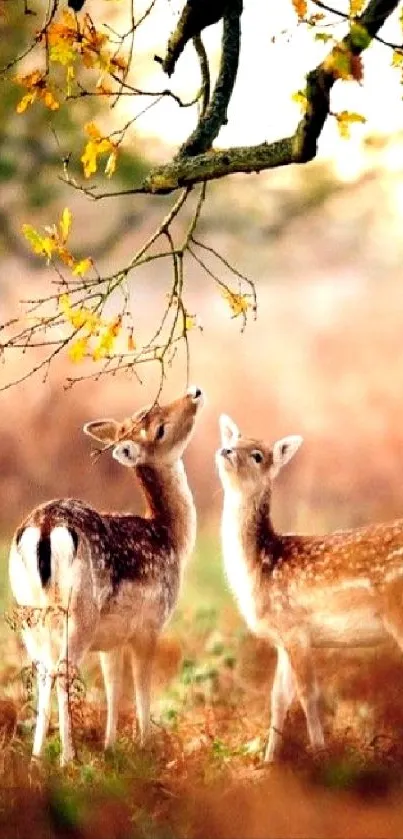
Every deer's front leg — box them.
[100,648,123,750]
[264,646,296,762]
[285,629,324,752]
[130,633,157,745]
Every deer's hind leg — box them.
[23,628,54,759]
[56,610,97,766]
[264,645,296,762]
[33,663,54,758]
[100,648,124,750]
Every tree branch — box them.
[161,0,229,77]
[295,0,401,161]
[135,0,399,193]
[177,0,243,158]
[143,138,295,192]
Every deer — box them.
[8,386,204,766]
[216,413,403,763]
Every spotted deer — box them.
[216,413,403,762]
[9,386,204,765]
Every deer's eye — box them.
[155,423,165,441]
[251,450,263,464]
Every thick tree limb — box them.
[140,0,399,194]
[143,138,295,193]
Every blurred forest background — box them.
[4,3,403,836]
[2,5,403,540]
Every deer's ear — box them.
[83,419,121,444]
[219,414,240,447]
[271,435,303,477]
[112,440,141,468]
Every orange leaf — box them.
[292,0,307,20]
[127,332,136,352]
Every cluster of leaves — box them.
[14,10,126,180]
[60,295,124,363]
[46,9,127,79]
[21,207,133,364]
[23,207,90,272]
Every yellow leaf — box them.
[221,289,250,318]
[68,337,88,363]
[70,310,91,330]
[185,315,196,331]
[105,150,117,178]
[291,89,308,112]
[22,224,55,259]
[41,237,56,261]
[334,110,366,139]
[349,0,364,16]
[59,293,71,316]
[392,50,403,67]
[16,91,37,114]
[81,132,115,179]
[49,40,76,66]
[92,330,114,360]
[66,64,75,97]
[81,140,99,178]
[73,258,92,277]
[60,207,72,243]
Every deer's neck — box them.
[136,461,196,561]
[222,486,281,630]
[226,485,278,556]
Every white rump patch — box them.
[50,526,76,567]
[11,526,42,603]
[9,525,77,609]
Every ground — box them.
[2,534,403,838]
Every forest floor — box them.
[2,536,403,838]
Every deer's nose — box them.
[221,448,233,458]
[187,385,203,401]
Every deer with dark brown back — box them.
[9,386,204,765]
[216,413,403,762]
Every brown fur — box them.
[217,416,403,762]
[9,388,204,765]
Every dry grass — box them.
[3,568,403,838]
